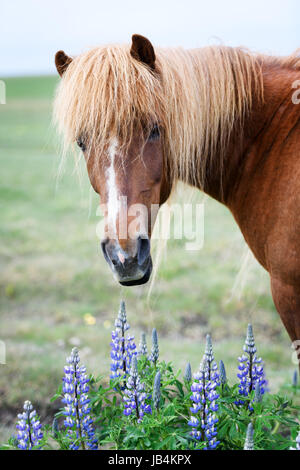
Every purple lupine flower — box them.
[110,301,137,380]
[149,328,159,365]
[204,334,220,385]
[62,348,97,450]
[123,356,152,422]
[244,423,254,450]
[236,324,266,405]
[184,362,192,383]
[189,358,220,450]
[16,400,43,450]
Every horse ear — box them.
[130,34,156,70]
[55,50,72,77]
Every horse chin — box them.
[119,259,152,287]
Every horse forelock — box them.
[54,45,164,180]
[53,43,269,188]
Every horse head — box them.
[54,35,171,285]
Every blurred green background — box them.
[0,76,295,441]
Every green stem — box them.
[271,422,280,435]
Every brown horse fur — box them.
[53,36,300,353]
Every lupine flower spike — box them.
[237,324,266,405]
[123,356,152,422]
[62,348,97,450]
[254,381,262,403]
[203,334,220,385]
[244,423,254,450]
[16,400,43,450]
[292,370,298,388]
[149,328,159,365]
[110,301,137,380]
[219,360,227,386]
[52,417,59,439]
[184,362,192,383]
[138,332,148,357]
[153,371,161,411]
[189,358,220,450]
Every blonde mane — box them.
[54,43,267,188]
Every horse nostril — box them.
[101,239,124,268]
[137,236,150,266]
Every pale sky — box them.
[1,0,299,76]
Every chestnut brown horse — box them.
[53,35,300,355]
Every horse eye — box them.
[76,138,86,152]
[148,124,160,141]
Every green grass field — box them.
[0,75,296,441]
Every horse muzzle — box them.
[101,236,152,286]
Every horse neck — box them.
[201,60,300,206]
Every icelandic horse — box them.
[53,35,300,362]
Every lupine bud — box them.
[116,300,129,331]
[149,328,159,365]
[184,362,192,382]
[244,423,254,450]
[243,324,257,355]
[292,370,298,387]
[153,371,161,410]
[138,332,148,356]
[131,355,138,373]
[52,417,59,438]
[219,360,227,385]
[203,334,220,384]
[254,381,262,403]
[199,356,206,374]
[205,334,214,363]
